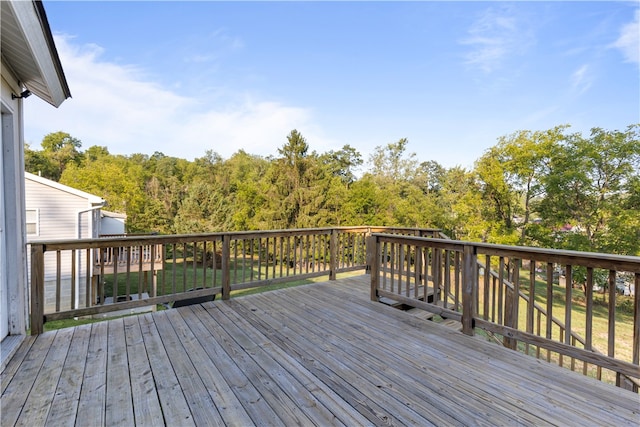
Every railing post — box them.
[461,244,476,336]
[367,235,379,301]
[30,244,45,335]
[221,234,231,300]
[329,229,338,281]
[503,258,520,349]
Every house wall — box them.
[100,215,126,235]
[1,62,28,339]
[25,179,101,313]
[25,178,99,241]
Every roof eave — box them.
[2,1,71,107]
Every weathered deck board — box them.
[122,315,164,426]
[2,275,639,426]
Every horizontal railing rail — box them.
[29,226,441,334]
[368,233,640,392]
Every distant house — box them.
[25,172,126,313]
[1,0,71,362]
[100,211,127,236]
[25,172,108,241]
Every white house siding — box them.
[100,211,126,235]
[1,0,71,365]
[25,176,104,313]
[1,65,28,340]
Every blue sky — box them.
[25,1,639,170]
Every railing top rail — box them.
[30,227,442,252]
[371,233,640,272]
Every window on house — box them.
[26,209,38,236]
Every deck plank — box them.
[105,318,135,426]
[312,280,622,424]
[2,274,639,427]
[45,324,92,427]
[234,291,506,426]
[1,336,36,395]
[163,308,255,427]
[229,295,440,426]
[152,310,224,427]
[123,315,165,426]
[137,312,194,426]
[323,278,640,424]
[189,304,315,426]
[205,302,350,426]
[15,328,74,425]
[212,301,374,427]
[181,304,285,426]
[76,321,108,426]
[1,332,57,426]
[278,285,553,425]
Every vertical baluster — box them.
[585,267,594,375]
[483,255,490,320]
[607,269,617,384]
[55,250,62,312]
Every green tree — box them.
[535,125,640,254]
[39,131,83,181]
[368,138,418,183]
[24,143,57,178]
[259,130,329,229]
[474,126,567,244]
[60,150,147,233]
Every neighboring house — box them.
[25,172,107,241]
[1,0,71,363]
[25,173,128,314]
[101,210,127,236]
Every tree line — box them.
[25,125,640,255]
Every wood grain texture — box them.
[2,275,638,426]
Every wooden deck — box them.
[2,275,638,426]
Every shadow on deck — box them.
[2,275,638,426]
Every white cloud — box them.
[611,9,640,65]
[24,36,321,160]
[460,5,534,73]
[570,64,593,95]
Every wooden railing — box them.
[368,233,640,391]
[29,227,440,334]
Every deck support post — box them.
[461,244,476,336]
[221,234,231,300]
[30,244,45,335]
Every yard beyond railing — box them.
[367,233,640,392]
[29,227,439,334]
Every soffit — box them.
[1,1,70,107]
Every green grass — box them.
[472,269,636,384]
